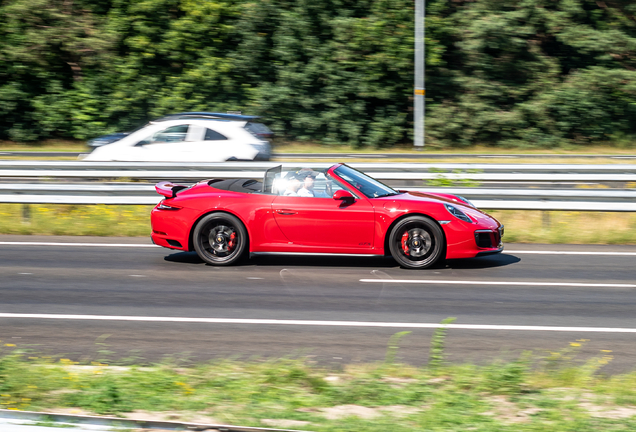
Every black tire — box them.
[388,216,445,269]
[193,212,248,266]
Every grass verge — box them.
[0,204,150,236]
[1,335,635,431]
[488,210,636,245]
[1,204,636,245]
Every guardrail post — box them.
[22,203,31,223]
[542,210,550,229]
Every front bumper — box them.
[442,222,504,260]
[474,225,504,249]
[476,246,504,257]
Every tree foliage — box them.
[1,0,635,147]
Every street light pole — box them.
[414,0,425,149]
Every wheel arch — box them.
[188,209,250,252]
[383,212,447,259]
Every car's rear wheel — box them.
[388,216,444,269]
[193,213,248,266]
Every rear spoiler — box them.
[155,181,188,199]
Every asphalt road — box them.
[1,235,636,372]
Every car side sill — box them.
[250,252,384,258]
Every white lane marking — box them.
[360,279,636,288]
[18,273,33,275]
[129,275,146,278]
[507,250,636,256]
[0,313,635,333]
[247,277,264,280]
[0,242,157,248]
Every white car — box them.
[83,112,272,162]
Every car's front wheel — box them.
[388,216,445,269]
[193,213,248,266]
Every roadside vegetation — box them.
[0,204,150,237]
[1,331,635,431]
[2,1,636,150]
[1,204,635,245]
[490,211,636,245]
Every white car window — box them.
[137,125,189,145]
[154,125,188,143]
[204,128,228,141]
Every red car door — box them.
[271,194,375,251]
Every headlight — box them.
[455,195,475,207]
[444,204,472,223]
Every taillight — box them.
[157,202,181,210]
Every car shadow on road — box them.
[163,251,397,268]
[164,252,206,264]
[163,251,520,270]
[443,253,521,270]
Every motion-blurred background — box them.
[1,0,635,149]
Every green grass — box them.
[1,336,635,430]
[1,204,636,245]
[0,204,151,236]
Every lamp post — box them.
[414,0,425,149]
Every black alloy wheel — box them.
[388,215,445,269]
[193,213,248,266]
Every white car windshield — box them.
[334,165,399,198]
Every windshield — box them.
[334,165,399,198]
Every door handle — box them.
[275,209,297,215]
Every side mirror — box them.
[333,190,355,201]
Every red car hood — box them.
[388,191,500,227]
[402,190,467,206]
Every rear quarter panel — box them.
[153,184,285,252]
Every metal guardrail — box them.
[0,161,635,182]
[1,183,634,211]
[0,162,633,210]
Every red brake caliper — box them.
[401,232,410,255]
[228,232,236,251]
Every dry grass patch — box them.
[489,210,636,245]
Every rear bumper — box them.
[150,205,194,251]
[151,232,187,250]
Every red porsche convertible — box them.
[151,164,503,269]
